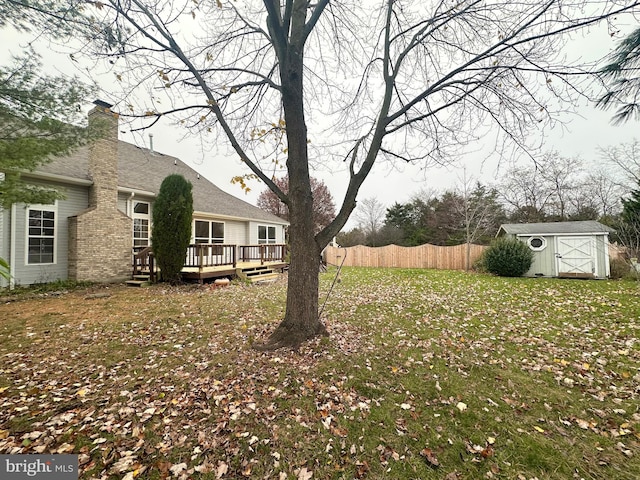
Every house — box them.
[496,221,614,279]
[0,101,288,288]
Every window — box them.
[528,236,547,251]
[132,201,150,247]
[194,220,224,243]
[27,207,56,264]
[133,218,150,247]
[134,202,149,215]
[258,225,277,244]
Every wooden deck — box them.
[132,243,288,283]
[181,261,288,283]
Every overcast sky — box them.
[2,11,638,229]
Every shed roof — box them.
[33,141,288,225]
[497,221,614,236]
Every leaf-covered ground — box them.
[1,268,639,479]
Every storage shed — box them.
[496,221,615,279]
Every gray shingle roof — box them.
[498,221,614,236]
[35,141,288,224]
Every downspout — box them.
[128,191,135,217]
[9,204,17,289]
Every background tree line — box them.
[337,141,640,248]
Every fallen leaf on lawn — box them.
[481,445,495,458]
[420,447,440,467]
[297,467,313,479]
[456,402,467,412]
[354,461,369,479]
[169,462,187,476]
[216,461,228,478]
[534,426,545,433]
[111,455,136,473]
[56,442,74,453]
[575,418,592,429]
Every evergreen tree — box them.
[621,183,640,226]
[598,27,640,124]
[619,181,640,258]
[1,1,94,280]
[0,52,94,209]
[152,175,194,284]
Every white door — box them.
[556,236,595,277]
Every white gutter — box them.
[118,187,156,197]
[193,210,289,226]
[21,171,93,186]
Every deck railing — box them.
[132,246,156,282]
[184,243,237,268]
[238,244,287,264]
[132,243,288,279]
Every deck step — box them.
[245,269,274,278]
[126,279,150,287]
[236,265,281,283]
[247,272,280,284]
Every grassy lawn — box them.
[1,268,639,479]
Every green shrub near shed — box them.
[482,237,534,277]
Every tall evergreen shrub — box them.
[152,174,193,283]
[483,237,534,277]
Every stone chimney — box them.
[88,100,119,209]
[68,100,132,283]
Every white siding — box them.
[518,235,557,277]
[0,208,9,288]
[10,183,89,286]
[224,219,248,245]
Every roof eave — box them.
[193,210,289,225]
[21,170,93,187]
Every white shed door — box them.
[556,236,594,277]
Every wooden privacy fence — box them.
[323,243,487,271]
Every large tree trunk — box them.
[255,3,326,350]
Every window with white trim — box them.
[27,206,56,264]
[258,225,277,244]
[528,236,547,251]
[132,201,150,247]
[194,220,224,244]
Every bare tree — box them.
[354,197,386,245]
[538,152,584,220]
[454,173,506,269]
[57,0,639,348]
[498,152,601,221]
[257,175,336,234]
[598,139,640,187]
[497,162,554,222]
[581,169,624,218]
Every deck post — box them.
[233,245,237,268]
[150,254,155,283]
